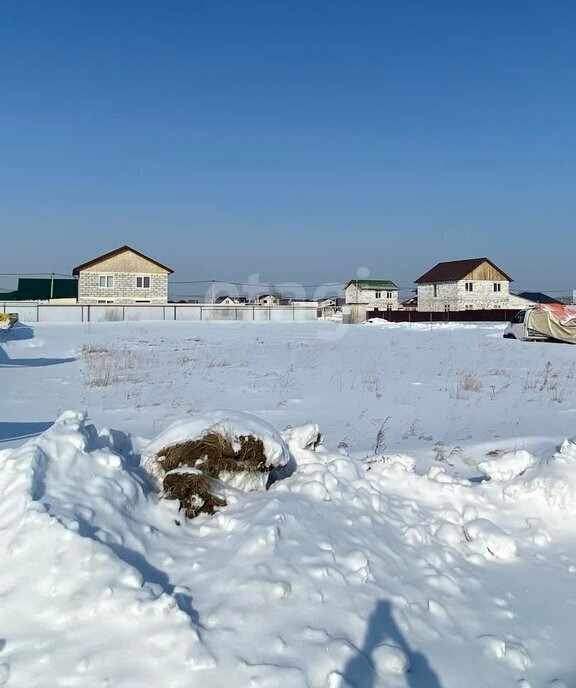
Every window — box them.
[98,275,113,288]
[512,310,526,324]
[375,291,382,299]
[136,276,151,289]
[465,282,473,292]
[386,291,393,299]
[493,283,501,292]
[433,284,438,297]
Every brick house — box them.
[344,280,399,309]
[73,246,173,304]
[415,258,513,312]
[342,279,399,323]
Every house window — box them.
[386,291,393,299]
[465,282,473,292]
[433,284,438,297]
[98,275,113,288]
[493,283,501,292]
[444,304,450,312]
[136,276,151,289]
[375,291,382,299]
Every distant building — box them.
[509,291,563,307]
[73,246,173,304]
[254,294,280,306]
[342,279,399,323]
[215,296,248,305]
[415,258,513,312]
[344,280,399,309]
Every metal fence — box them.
[0,302,319,324]
[367,308,519,323]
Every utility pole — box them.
[211,280,215,304]
[50,273,54,300]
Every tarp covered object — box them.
[528,304,576,344]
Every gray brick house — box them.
[342,279,399,323]
[73,245,173,304]
[415,258,513,312]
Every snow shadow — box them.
[0,323,34,341]
[0,323,75,367]
[40,503,200,628]
[0,345,75,368]
[341,600,442,688]
[0,421,53,444]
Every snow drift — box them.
[2,410,576,687]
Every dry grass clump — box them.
[157,429,269,519]
[163,472,226,519]
[461,373,483,392]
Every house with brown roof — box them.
[73,246,173,304]
[415,258,513,312]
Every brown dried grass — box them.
[156,429,269,520]
[163,472,226,519]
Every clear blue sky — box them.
[1,0,575,297]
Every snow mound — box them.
[367,453,416,473]
[478,449,535,481]
[143,410,291,486]
[463,518,517,559]
[142,411,293,519]
[503,437,576,511]
[373,643,410,674]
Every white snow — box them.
[478,449,535,481]
[1,320,576,687]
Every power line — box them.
[0,272,74,277]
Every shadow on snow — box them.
[0,324,75,367]
[341,599,442,688]
[0,421,54,444]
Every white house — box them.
[73,245,173,304]
[254,294,280,306]
[415,258,513,312]
[215,296,248,305]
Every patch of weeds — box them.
[433,442,463,464]
[373,417,391,455]
[156,429,277,519]
[449,372,482,399]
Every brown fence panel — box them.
[367,309,520,323]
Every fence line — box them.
[0,302,319,324]
[366,308,519,323]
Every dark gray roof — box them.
[514,291,562,305]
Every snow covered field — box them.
[1,320,576,687]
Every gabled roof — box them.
[1,278,78,301]
[514,291,562,305]
[414,258,512,284]
[72,245,174,276]
[215,296,248,304]
[345,280,398,290]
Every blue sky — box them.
[1,1,575,298]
